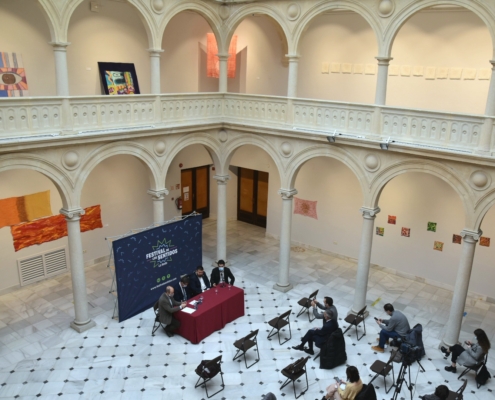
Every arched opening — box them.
[388,6,492,114]
[297,10,378,103]
[474,205,495,297]
[67,0,151,95]
[0,0,56,96]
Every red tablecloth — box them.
[175,285,244,344]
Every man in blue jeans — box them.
[371,303,410,353]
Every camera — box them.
[395,338,421,366]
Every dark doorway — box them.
[181,165,210,219]
[237,167,268,228]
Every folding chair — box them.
[458,353,488,389]
[151,301,167,336]
[268,309,292,345]
[233,329,260,369]
[280,356,310,399]
[296,290,319,322]
[343,305,367,341]
[356,383,378,400]
[368,348,398,394]
[195,355,225,398]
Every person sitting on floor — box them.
[371,303,410,353]
[292,310,338,355]
[441,328,491,373]
[312,296,338,322]
[324,365,363,400]
[421,384,449,400]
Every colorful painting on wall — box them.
[206,33,238,78]
[293,197,318,219]
[98,62,140,95]
[452,234,462,244]
[388,215,396,224]
[427,222,437,232]
[0,52,29,97]
[376,227,384,236]
[433,241,444,251]
[11,205,103,251]
[0,191,52,229]
[480,237,491,247]
[401,227,410,237]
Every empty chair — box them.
[447,379,467,400]
[458,353,489,389]
[368,348,398,394]
[268,309,292,345]
[280,356,310,399]
[296,289,319,322]
[194,355,224,398]
[151,301,166,335]
[233,329,260,369]
[343,305,367,341]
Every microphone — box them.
[220,271,224,287]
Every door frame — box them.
[181,165,210,219]
[237,167,268,228]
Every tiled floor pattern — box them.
[0,219,494,399]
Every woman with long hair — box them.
[324,366,363,400]
[442,328,491,373]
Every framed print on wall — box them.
[97,62,140,95]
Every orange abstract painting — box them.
[11,205,102,251]
[0,190,52,229]
[206,33,237,78]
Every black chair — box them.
[447,379,467,400]
[458,353,488,389]
[268,309,292,345]
[151,301,167,335]
[296,290,319,322]
[194,355,224,398]
[356,383,378,400]
[233,329,260,369]
[342,305,367,341]
[368,348,398,394]
[280,356,310,399]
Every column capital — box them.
[50,42,71,50]
[60,208,85,220]
[217,53,230,61]
[147,188,169,199]
[148,48,164,56]
[360,207,380,218]
[488,59,495,69]
[278,188,298,200]
[285,54,301,61]
[460,229,483,241]
[213,174,230,184]
[375,56,393,65]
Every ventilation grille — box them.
[17,247,69,286]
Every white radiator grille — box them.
[17,247,68,286]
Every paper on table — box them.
[181,307,196,314]
[189,300,199,305]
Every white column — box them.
[286,54,300,98]
[218,53,229,93]
[442,229,481,347]
[60,208,96,333]
[351,207,380,315]
[484,60,495,116]
[374,57,392,106]
[477,60,495,154]
[274,189,297,293]
[50,42,70,96]
[214,175,230,262]
[148,49,164,94]
[147,189,168,224]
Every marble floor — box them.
[0,219,494,400]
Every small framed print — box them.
[388,215,396,225]
[480,237,490,247]
[427,222,437,232]
[433,241,444,251]
[376,227,384,236]
[452,234,462,244]
[401,227,410,237]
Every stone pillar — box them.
[149,49,164,94]
[274,189,297,293]
[477,60,495,154]
[50,42,70,96]
[218,53,230,93]
[214,175,230,262]
[442,229,481,347]
[374,57,393,106]
[60,208,96,333]
[484,60,495,116]
[351,207,380,315]
[286,54,300,98]
[147,189,169,224]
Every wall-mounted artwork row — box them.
[98,62,140,95]
[0,52,29,97]
[206,33,237,79]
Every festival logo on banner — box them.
[146,238,178,268]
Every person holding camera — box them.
[441,328,491,373]
[371,303,410,353]
[323,366,363,400]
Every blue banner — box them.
[113,214,202,322]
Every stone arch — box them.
[369,160,473,225]
[0,154,73,209]
[472,188,495,231]
[285,145,368,197]
[383,0,495,57]
[35,0,59,42]
[292,1,382,55]
[75,142,162,199]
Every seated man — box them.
[312,296,338,323]
[292,310,338,355]
[372,303,410,353]
[172,275,191,302]
[210,259,235,286]
[189,265,211,296]
[158,286,187,337]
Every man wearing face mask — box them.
[210,259,235,287]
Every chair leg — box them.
[458,367,471,380]
[280,377,291,391]
[233,348,243,362]
[355,319,366,341]
[267,326,278,340]
[292,370,309,399]
[297,305,308,318]
[204,373,225,399]
[314,351,320,361]
[277,328,291,345]
[342,323,353,335]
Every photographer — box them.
[372,303,410,353]
[441,328,491,373]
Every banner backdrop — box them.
[113,215,202,322]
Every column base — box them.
[348,308,370,318]
[273,283,293,293]
[70,319,96,333]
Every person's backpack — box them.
[476,364,491,386]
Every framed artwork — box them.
[433,241,444,251]
[452,234,462,244]
[401,227,410,237]
[480,237,490,247]
[427,222,437,232]
[98,62,140,95]
[0,52,29,97]
[376,227,384,236]
[388,215,396,224]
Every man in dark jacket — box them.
[292,310,338,355]
[189,265,211,296]
[210,259,235,286]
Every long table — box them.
[175,285,245,344]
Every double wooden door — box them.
[181,166,210,219]
[237,168,269,228]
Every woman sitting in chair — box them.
[324,366,363,400]
[441,328,491,373]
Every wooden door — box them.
[237,168,269,228]
[181,166,210,219]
